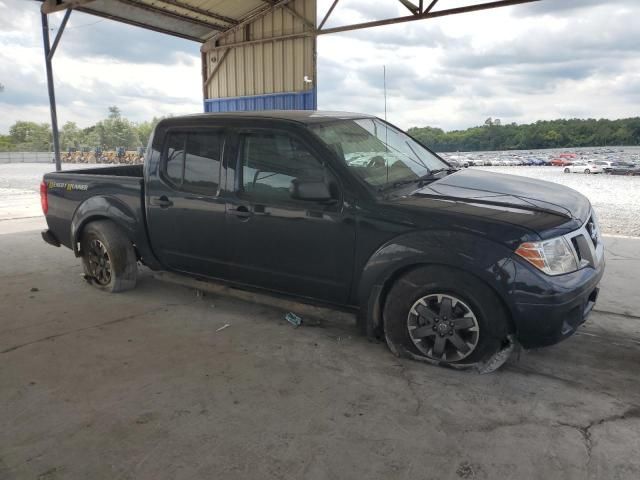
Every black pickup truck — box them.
[41,111,605,371]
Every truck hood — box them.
[394,169,591,237]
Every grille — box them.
[564,212,604,269]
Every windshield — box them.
[309,118,449,189]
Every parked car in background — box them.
[551,158,573,167]
[610,164,640,176]
[595,161,615,173]
[564,162,603,174]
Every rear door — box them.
[147,127,230,278]
[222,126,356,305]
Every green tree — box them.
[9,121,51,151]
[94,106,140,149]
[135,117,162,147]
[60,121,83,150]
[0,134,15,152]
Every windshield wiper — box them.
[378,167,458,192]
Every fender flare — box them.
[354,230,518,338]
[70,195,138,256]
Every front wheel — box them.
[81,220,137,293]
[383,266,511,371]
[584,169,591,174]
[564,168,570,173]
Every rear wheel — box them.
[584,169,591,174]
[564,168,570,173]
[81,220,137,293]
[383,266,511,370]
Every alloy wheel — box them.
[87,239,112,285]
[407,294,480,362]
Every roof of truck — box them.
[163,110,376,125]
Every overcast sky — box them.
[1,0,638,133]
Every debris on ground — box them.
[216,323,230,332]
[285,312,303,327]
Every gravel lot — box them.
[1,163,638,236]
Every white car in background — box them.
[564,162,604,174]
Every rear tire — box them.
[564,168,570,173]
[584,169,590,174]
[80,220,137,293]
[383,266,511,369]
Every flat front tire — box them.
[80,220,137,293]
[383,266,511,370]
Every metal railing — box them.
[0,152,54,164]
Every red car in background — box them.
[551,158,574,166]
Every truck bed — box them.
[43,164,146,251]
[56,164,144,177]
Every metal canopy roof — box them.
[40,0,542,44]
[40,0,279,42]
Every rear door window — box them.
[164,132,186,186]
[163,130,223,195]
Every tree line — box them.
[407,117,640,152]
[0,106,161,152]
[2,109,640,153]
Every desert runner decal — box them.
[48,181,89,191]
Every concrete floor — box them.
[1,219,639,480]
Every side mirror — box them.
[290,179,333,202]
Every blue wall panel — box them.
[204,89,316,113]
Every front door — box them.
[223,128,356,305]
[146,128,229,278]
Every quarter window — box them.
[163,130,223,195]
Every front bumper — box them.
[509,210,606,349]
[512,274,602,349]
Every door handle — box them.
[226,204,252,219]
[150,196,173,208]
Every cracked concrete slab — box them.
[1,221,639,480]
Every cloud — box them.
[2,0,640,134]
[516,0,638,15]
[59,19,200,65]
[0,0,202,132]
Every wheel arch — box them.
[355,230,519,340]
[71,196,137,256]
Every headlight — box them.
[515,236,578,275]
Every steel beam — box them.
[152,0,238,26]
[204,32,313,52]
[282,4,315,30]
[116,0,226,32]
[398,0,420,15]
[318,0,340,30]
[425,0,439,13]
[318,0,540,35]
[201,0,296,52]
[75,6,204,42]
[41,13,61,171]
[41,0,94,14]
[203,48,230,89]
[47,8,71,61]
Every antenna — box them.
[384,65,389,185]
[383,65,387,123]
